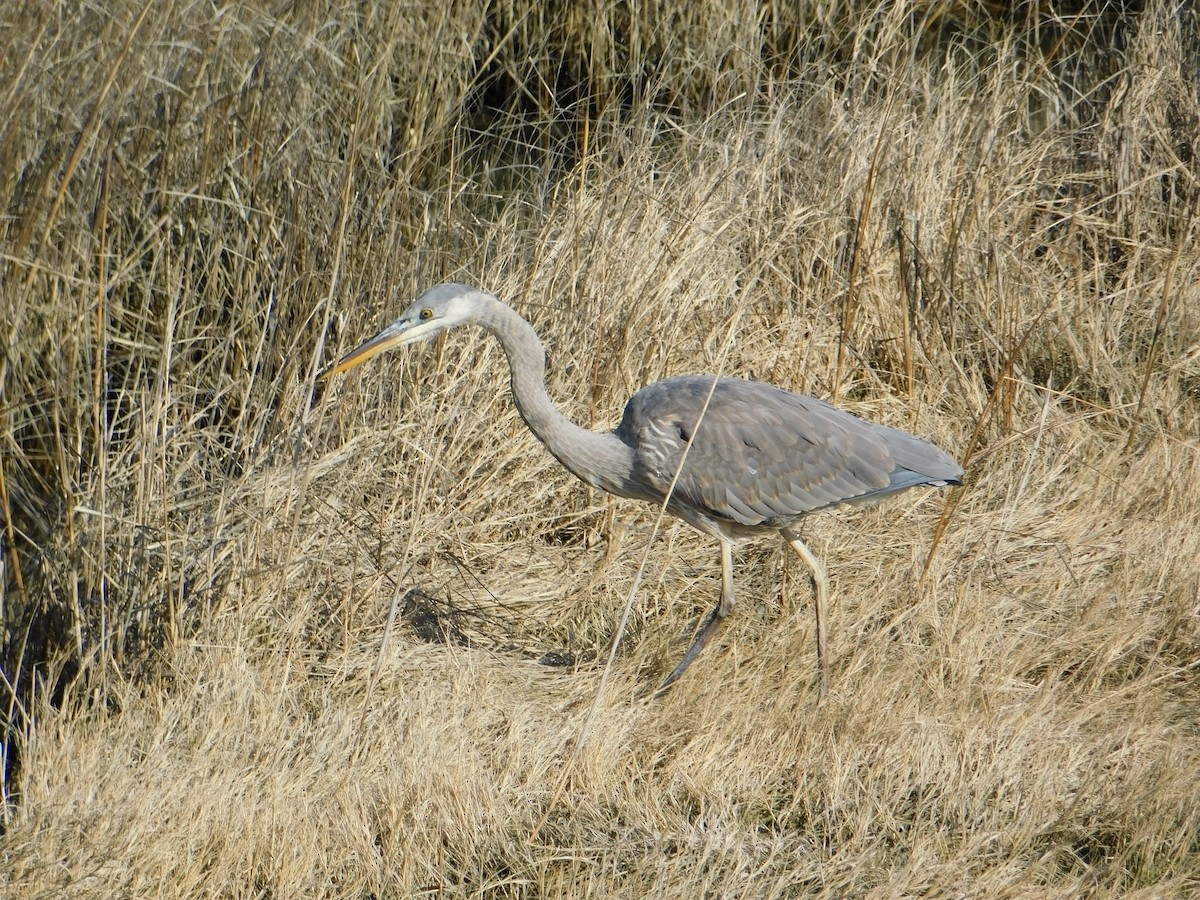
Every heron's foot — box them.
[655,605,727,695]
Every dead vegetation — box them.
[2,1,1199,896]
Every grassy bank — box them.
[2,1,1199,896]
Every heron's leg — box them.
[781,527,829,700]
[659,542,736,692]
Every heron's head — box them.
[324,283,489,377]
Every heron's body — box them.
[328,284,963,697]
[611,375,960,539]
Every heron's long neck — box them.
[475,298,634,494]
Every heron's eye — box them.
[419,308,433,320]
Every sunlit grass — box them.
[2,2,1198,896]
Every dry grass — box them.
[3,1,1199,897]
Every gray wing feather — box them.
[615,376,962,529]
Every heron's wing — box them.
[616,376,959,528]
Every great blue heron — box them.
[327,283,963,697]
